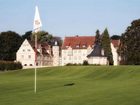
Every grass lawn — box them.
[0,66,140,105]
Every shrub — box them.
[83,60,89,65]
[65,63,82,66]
[0,61,22,71]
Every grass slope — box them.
[0,66,140,105]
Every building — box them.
[52,41,60,66]
[61,36,120,66]
[111,40,120,65]
[17,36,120,68]
[16,39,60,68]
[87,44,107,65]
[61,36,94,65]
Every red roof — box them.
[111,40,120,47]
[62,36,120,49]
[62,36,95,49]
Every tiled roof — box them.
[62,36,120,49]
[111,40,120,47]
[87,44,105,57]
[62,36,95,49]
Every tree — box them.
[118,19,140,65]
[0,31,23,61]
[22,31,32,41]
[111,35,121,40]
[32,31,53,43]
[101,28,113,65]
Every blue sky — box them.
[0,0,140,37]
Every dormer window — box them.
[92,44,94,48]
[82,44,86,48]
[66,46,69,48]
[76,44,80,48]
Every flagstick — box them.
[35,66,37,93]
[33,5,42,93]
[34,31,37,93]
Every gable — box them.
[17,39,35,54]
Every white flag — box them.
[33,6,42,32]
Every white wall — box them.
[61,47,92,65]
[16,39,35,67]
[52,46,59,66]
[111,43,119,65]
[88,57,107,65]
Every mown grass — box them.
[0,66,140,105]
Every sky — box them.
[0,0,140,37]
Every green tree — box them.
[101,28,113,65]
[22,31,32,41]
[0,31,23,61]
[111,35,121,40]
[32,31,53,43]
[118,19,140,65]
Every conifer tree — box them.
[101,28,113,65]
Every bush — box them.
[83,60,89,65]
[0,61,22,71]
[65,63,82,66]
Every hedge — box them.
[0,61,22,71]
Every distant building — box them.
[111,40,120,65]
[61,36,94,65]
[52,41,60,66]
[61,36,120,66]
[87,44,107,65]
[16,36,120,68]
[16,39,60,68]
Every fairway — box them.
[0,66,140,105]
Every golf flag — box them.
[33,5,42,93]
[33,6,42,33]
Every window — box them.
[66,46,69,48]
[21,55,24,59]
[69,56,71,60]
[30,64,33,66]
[24,64,27,66]
[28,55,31,59]
[78,50,81,53]
[63,57,66,60]
[28,49,31,52]
[68,51,72,56]
[74,56,77,60]
[23,49,25,52]
[82,44,86,48]
[76,45,80,48]
[74,50,77,53]
[63,50,66,54]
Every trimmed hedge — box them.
[65,61,89,66]
[0,61,22,71]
